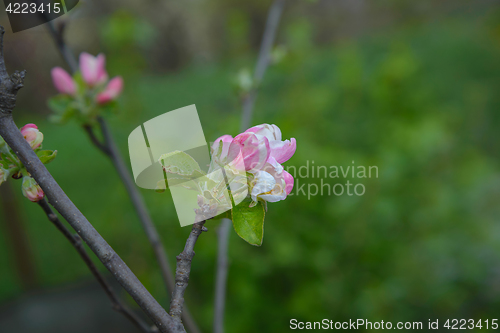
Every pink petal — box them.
[212,135,233,160]
[95,54,108,85]
[20,123,38,133]
[270,137,296,164]
[245,123,282,141]
[227,132,270,172]
[80,52,108,86]
[96,76,123,104]
[283,170,294,195]
[51,67,76,95]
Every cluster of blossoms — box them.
[50,53,123,122]
[211,123,296,206]
[0,124,56,202]
[158,124,296,223]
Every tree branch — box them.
[213,218,230,333]
[0,25,185,333]
[214,1,286,332]
[240,0,286,132]
[170,221,207,321]
[37,198,155,333]
[44,18,201,333]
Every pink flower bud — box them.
[21,177,44,202]
[20,124,43,150]
[96,76,124,104]
[80,52,108,86]
[227,132,270,173]
[51,67,76,95]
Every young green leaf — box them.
[231,199,265,246]
[36,150,57,164]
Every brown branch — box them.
[0,25,185,333]
[44,17,201,333]
[170,221,207,321]
[37,198,155,333]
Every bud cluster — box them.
[0,124,57,202]
[49,53,124,124]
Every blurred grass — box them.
[1,9,500,332]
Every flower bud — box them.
[21,177,44,202]
[80,52,108,86]
[51,67,77,95]
[96,76,123,104]
[20,124,43,150]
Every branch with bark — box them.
[44,18,200,333]
[170,221,207,321]
[0,25,185,333]
[37,198,155,333]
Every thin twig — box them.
[170,221,207,321]
[83,123,111,155]
[213,219,230,333]
[214,1,286,332]
[240,0,287,132]
[0,25,185,333]
[44,17,201,333]
[37,198,155,333]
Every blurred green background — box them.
[1,0,500,332]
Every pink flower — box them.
[227,132,270,173]
[96,76,123,104]
[245,124,296,164]
[20,124,43,150]
[80,52,108,86]
[21,177,44,202]
[51,67,76,95]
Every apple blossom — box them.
[80,52,108,86]
[206,123,295,207]
[51,67,76,95]
[96,76,124,104]
[21,176,44,202]
[20,123,43,150]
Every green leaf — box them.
[37,150,57,164]
[48,95,73,114]
[231,199,265,246]
[47,95,79,124]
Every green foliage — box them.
[231,199,265,246]
[36,150,57,165]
